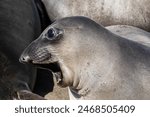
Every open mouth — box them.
[33,62,63,84]
[19,51,64,85]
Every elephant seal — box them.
[0,0,45,99]
[42,0,150,31]
[20,16,150,100]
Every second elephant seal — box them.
[42,0,150,31]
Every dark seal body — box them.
[0,0,44,99]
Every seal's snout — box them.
[19,55,32,63]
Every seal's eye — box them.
[45,28,63,41]
[47,28,55,38]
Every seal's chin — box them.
[33,62,63,85]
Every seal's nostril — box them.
[19,55,32,63]
[19,56,25,63]
[22,57,25,61]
